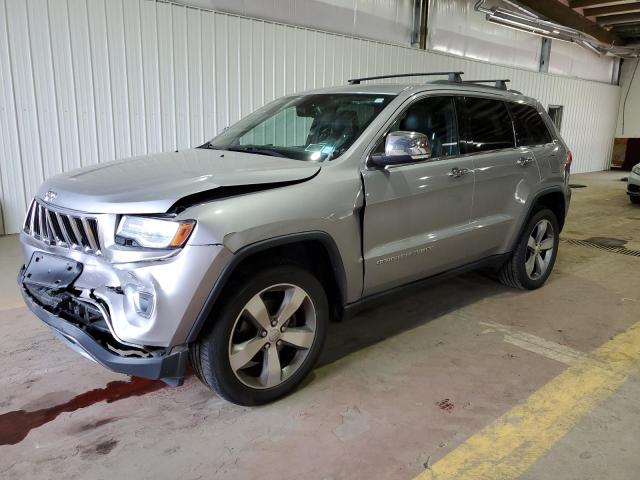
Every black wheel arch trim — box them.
[186,230,347,343]
[510,186,567,252]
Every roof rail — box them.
[348,71,464,85]
[463,79,511,90]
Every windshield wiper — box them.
[214,145,287,158]
[227,146,288,158]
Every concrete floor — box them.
[1,171,639,479]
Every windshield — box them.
[206,93,395,161]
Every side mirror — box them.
[368,131,431,169]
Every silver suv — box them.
[18,72,571,405]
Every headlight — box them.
[116,216,195,249]
[633,165,640,175]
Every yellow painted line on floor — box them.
[415,320,640,480]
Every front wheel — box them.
[630,196,640,205]
[498,208,560,290]
[191,265,328,405]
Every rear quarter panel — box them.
[496,102,570,253]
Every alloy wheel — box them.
[525,219,555,280]
[228,283,317,389]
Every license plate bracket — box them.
[23,252,82,288]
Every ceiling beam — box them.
[584,3,640,17]
[597,12,640,24]
[612,22,640,31]
[517,0,623,44]
[615,32,640,39]
[611,24,640,38]
[570,0,631,8]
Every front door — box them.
[361,95,476,295]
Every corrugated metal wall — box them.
[0,0,621,234]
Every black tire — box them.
[630,196,640,205]
[190,264,328,405]
[498,208,560,290]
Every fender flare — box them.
[509,186,567,252]
[185,231,347,343]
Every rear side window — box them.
[509,103,553,146]
[462,97,515,153]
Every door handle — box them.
[449,167,470,178]
[517,156,534,166]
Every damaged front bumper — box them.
[19,231,230,346]
[19,269,189,386]
[17,226,232,385]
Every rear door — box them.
[361,95,477,295]
[509,102,564,179]
[460,96,541,257]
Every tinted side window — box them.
[462,98,515,153]
[374,96,460,157]
[509,103,553,146]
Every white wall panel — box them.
[172,4,189,149]
[67,0,99,170]
[173,0,416,47]
[213,12,228,132]
[87,0,116,164]
[49,0,82,172]
[187,7,203,146]
[123,0,147,156]
[201,10,217,139]
[227,16,241,123]
[0,0,26,233]
[28,0,64,179]
[112,0,135,158]
[140,0,162,153]
[548,40,615,84]
[428,0,542,73]
[5,0,45,210]
[0,0,621,234]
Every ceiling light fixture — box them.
[474,0,640,58]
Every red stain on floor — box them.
[437,398,454,413]
[0,377,166,446]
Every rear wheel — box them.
[498,208,559,290]
[191,265,328,405]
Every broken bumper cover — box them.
[19,275,189,386]
[19,232,230,347]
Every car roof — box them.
[300,81,538,106]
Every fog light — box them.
[133,290,154,318]
[123,274,155,319]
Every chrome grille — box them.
[23,199,102,255]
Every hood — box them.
[38,149,321,214]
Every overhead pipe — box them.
[474,0,640,58]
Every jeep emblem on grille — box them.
[43,190,57,202]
